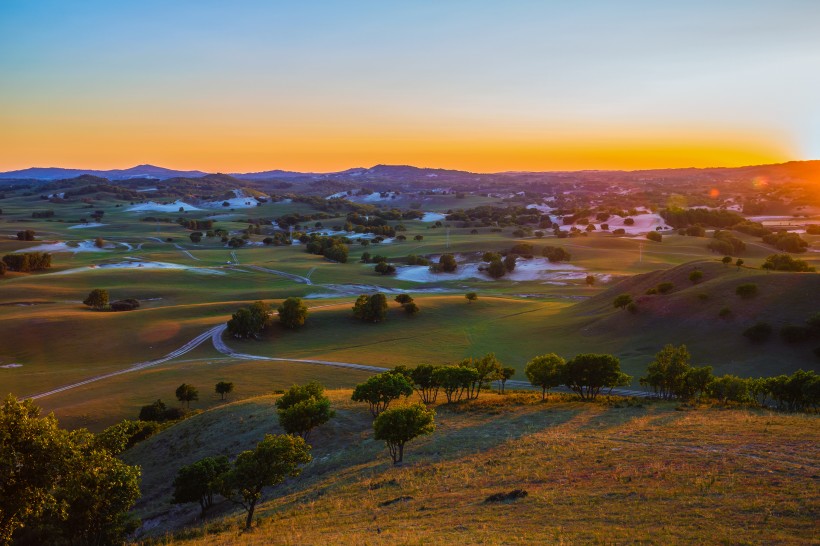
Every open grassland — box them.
[126,390,820,545]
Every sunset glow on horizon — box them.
[1,0,818,173]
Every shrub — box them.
[646,231,662,242]
[743,322,772,343]
[719,307,731,318]
[763,254,815,272]
[736,283,758,299]
[657,282,674,294]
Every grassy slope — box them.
[126,390,819,545]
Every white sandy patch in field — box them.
[203,197,259,209]
[52,258,226,276]
[526,203,554,213]
[396,258,585,283]
[0,363,23,369]
[136,187,157,192]
[67,222,106,229]
[604,213,667,234]
[421,212,446,222]
[14,240,115,253]
[309,230,394,244]
[326,191,351,199]
[127,200,201,212]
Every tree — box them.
[227,301,272,338]
[0,396,70,543]
[83,288,109,310]
[175,383,199,409]
[222,434,311,529]
[499,367,515,394]
[646,231,662,242]
[373,404,436,465]
[525,354,565,399]
[138,399,168,422]
[503,254,517,272]
[585,275,595,286]
[394,294,413,305]
[410,364,440,404]
[722,256,732,266]
[215,381,235,401]
[639,344,691,400]
[275,382,334,440]
[352,293,389,323]
[351,373,414,417]
[0,397,140,546]
[707,375,750,403]
[374,261,396,275]
[735,258,744,269]
[17,229,36,241]
[763,254,815,272]
[432,366,479,403]
[487,259,506,279]
[403,301,419,315]
[463,353,503,398]
[438,253,457,272]
[563,353,630,400]
[689,270,703,284]
[172,456,230,518]
[465,292,478,304]
[278,297,308,329]
[613,294,633,310]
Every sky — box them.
[1,0,818,173]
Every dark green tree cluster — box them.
[2,252,52,272]
[762,254,815,272]
[278,297,308,329]
[525,353,631,400]
[351,372,414,417]
[639,345,713,400]
[227,301,273,339]
[353,293,389,322]
[543,246,571,262]
[275,382,334,441]
[1,396,141,545]
[305,234,349,263]
[429,253,458,273]
[707,230,746,255]
[762,232,809,253]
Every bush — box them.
[763,254,815,272]
[736,283,758,299]
[542,246,571,262]
[646,231,662,242]
[657,282,674,294]
[719,307,731,318]
[689,270,703,284]
[109,298,140,312]
[743,322,772,343]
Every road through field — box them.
[25,323,648,401]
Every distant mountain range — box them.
[1,161,818,183]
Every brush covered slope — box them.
[559,260,820,378]
[126,389,819,545]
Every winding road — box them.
[24,324,647,401]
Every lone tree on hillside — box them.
[736,283,758,299]
[563,353,631,400]
[172,456,230,519]
[278,297,308,329]
[465,292,478,304]
[613,294,633,310]
[351,373,414,417]
[275,382,334,440]
[373,404,436,465]
[175,383,199,409]
[722,256,732,267]
[689,270,703,284]
[215,381,234,401]
[221,434,311,529]
[585,275,595,286]
[83,289,109,310]
[525,353,566,400]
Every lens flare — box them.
[752,176,769,190]
[709,188,720,198]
